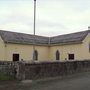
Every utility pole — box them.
[33,0,36,60]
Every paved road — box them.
[1,72,90,90]
[29,72,90,90]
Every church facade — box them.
[0,30,90,61]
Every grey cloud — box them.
[0,0,90,36]
[36,20,68,30]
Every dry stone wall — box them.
[17,60,90,80]
[0,60,90,80]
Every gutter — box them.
[49,41,83,46]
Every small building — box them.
[0,29,90,61]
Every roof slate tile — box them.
[0,30,89,45]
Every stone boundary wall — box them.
[1,60,90,80]
[17,60,90,80]
[0,61,17,78]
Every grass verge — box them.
[0,73,15,81]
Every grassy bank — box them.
[0,73,15,81]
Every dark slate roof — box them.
[50,30,90,45]
[0,30,49,45]
[0,30,89,45]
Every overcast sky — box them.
[0,0,90,36]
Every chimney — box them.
[88,26,90,30]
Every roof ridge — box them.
[51,30,89,38]
[0,30,49,38]
[0,29,89,38]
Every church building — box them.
[0,29,90,61]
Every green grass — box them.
[0,73,15,81]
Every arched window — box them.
[56,50,60,60]
[33,50,38,60]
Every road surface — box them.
[0,72,90,90]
